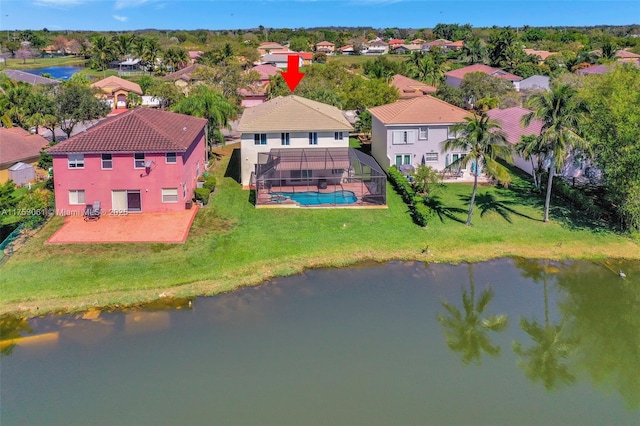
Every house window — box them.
[308,132,318,145]
[166,152,177,164]
[134,153,145,168]
[68,190,85,205]
[281,133,290,146]
[334,132,342,141]
[424,153,438,162]
[331,169,343,175]
[392,130,412,145]
[395,155,411,167]
[419,127,428,140]
[162,188,179,203]
[448,127,457,139]
[291,170,313,179]
[101,154,113,169]
[68,154,84,169]
[254,133,267,145]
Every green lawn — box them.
[2,56,88,70]
[1,146,637,315]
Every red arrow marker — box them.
[281,55,305,92]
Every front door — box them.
[127,191,141,212]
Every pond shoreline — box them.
[2,249,637,319]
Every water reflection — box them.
[438,263,509,365]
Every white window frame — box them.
[68,189,85,205]
[165,152,177,164]
[254,133,267,145]
[334,132,342,141]
[308,132,318,145]
[101,153,113,169]
[392,130,412,145]
[68,154,84,169]
[162,188,179,203]
[419,127,428,140]
[134,153,145,169]
[281,132,290,146]
[447,127,457,139]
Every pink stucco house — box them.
[47,108,207,215]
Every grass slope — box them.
[1,146,637,315]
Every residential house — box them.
[523,48,557,63]
[391,44,423,54]
[613,49,640,65]
[390,74,437,99]
[90,76,143,110]
[422,39,463,52]
[338,45,355,55]
[518,75,550,92]
[257,42,288,55]
[46,108,207,214]
[444,64,523,91]
[240,64,280,108]
[0,127,49,184]
[387,39,405,50]
[315,41,335,54]
[188,51,203,64]
[410,38,426,45]
[1,69,60,86]
[237,95,353,188]
[486,107,543,176]
[262,53,306,69]
[445,41,464,51]
[368,96,472,176]
[575,64,611,75]
[163,63,212,93]
[271,51,313,66]
[366,40,389,55]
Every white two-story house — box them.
[238,95,354,188]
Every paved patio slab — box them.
[46,207,199,244]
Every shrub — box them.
[387,166,432,227]
[203,177,216,192]
[194,188,211,205]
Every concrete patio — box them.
[46,207,199,244]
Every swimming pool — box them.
[271,190,358,205]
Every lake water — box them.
[22,66,82,80]
[1,258,638,425]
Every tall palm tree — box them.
[142,38,161,75]
[442,114,512,226]
[514,134,548,191]
[438,264,509,365]
[521,84,589,222]
[462,37,488,65]
[91,35,113,77]
[512,259,576,390]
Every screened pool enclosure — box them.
[250,148,387,207]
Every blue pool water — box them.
[272,190,357,205]
[22,66,82,80]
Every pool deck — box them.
[255,182,386,208]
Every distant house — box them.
[390,74,437,99]
[237,95,353,188]
[387,39,405,50]
[315,41,335,54]
[271,51,313,66]
[1,69,60,86]
[366,40,389,55]
[391,44,422,55]
[524,48,557,62]
[163,63,212,93]
[257,42,288,55]
[486,107,543,175]
[613,49,640,65]
[444,64,523,91]
[90,76,143,110]
[575,64,611,75]
[262,53,306,69]
[410,38,426,45]
[46,108,207,215]
[240,64,280,108]
[338,45,355,55]
[188,51,203,64]
[518,75,550,92]
[422,39,463,52]
[368,96,473,176]
[0,127,49,184]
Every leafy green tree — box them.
[580,65,640,230]
[522,84,589,223]
[146,80,183,110]
[90,34,114,77]
[412,165,443,196]
[172,85,237,145]
[0,180,18,212]
[53,82,111,138]
[354,110,371,136]
[488,27,517,67]
[460,72,517,110]
[462,37,489,65]
[434,84,466,108]
[442,113,512,225]
[312,51,327,64]
[163,47,189,71]
[289,36,309,52]
[438,264,508,365]
[433,23,473,41]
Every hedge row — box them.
[551,178,606,219]
[387,167,431,227]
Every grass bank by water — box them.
[2,56,87,70]
[1,145,638,316]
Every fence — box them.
[0,224,23,266]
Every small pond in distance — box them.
[1,258,638,425]
[22,66,82,80]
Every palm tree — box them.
[438,264,509,365]
[91,35,113,77]
[172,85,237,147]
[514,134,548,191]
[462,37,488,65]
[521,84,589,222]
[442,114,512,226]
[512,259,576,390]
[142,38,161,75]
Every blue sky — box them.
[1,1,638,32]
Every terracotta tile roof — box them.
[444,64,522,81]
[163,63,211,82]
[424,39,452,47]
[486,107,542,145]
[575,64,611,75]
[446,41,464,48]
[2,69,60,85]
[339,45,353,51]
[390,74,437,98]
[188,50,203,59]
[368,96,472,125]
[316,41,335,47]
[388,39,405,44]
[271,51,313,60]
[250,64,281,80]
[0,127,50,166]
[524,48,558,60]
[237,95,353,133]
[615,49,640,58]
[259,42,285,48]
[46,108,207,154]
[90,75,142,95]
